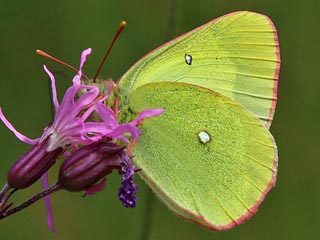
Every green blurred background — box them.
[0,0,318,239]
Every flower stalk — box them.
[0,184,61,220]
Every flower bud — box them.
[58,141,124,192]
[7,137,63,189]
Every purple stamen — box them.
[118,152,138,208]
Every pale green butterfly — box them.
[117,11,280,230]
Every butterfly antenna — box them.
[92,21,126,83]
[36,50,89,80]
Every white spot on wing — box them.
[198,131,211,144]
[185,54,192,65]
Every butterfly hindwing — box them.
[128,82,277,230]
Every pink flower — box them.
[0,48,164,232]
[0,48,102,151]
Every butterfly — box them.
[117,11,280,230]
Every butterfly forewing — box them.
[119,11,280,128]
